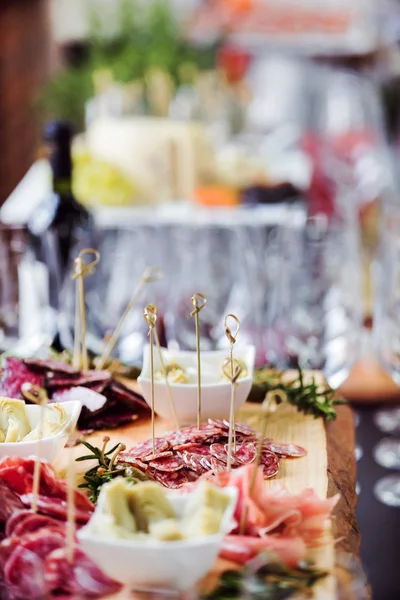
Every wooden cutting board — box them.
[54,374,340,599]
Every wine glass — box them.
[59,223,166,365]
[266,210,363,389]
[373,208,400,493]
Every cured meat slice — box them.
[265,442,307,458]
[223,421,256,437]
[4,546,48,600]
[261,450,280,464]
[148,456,185,472]
[263,462,280,479]
[142,450,173,462]
[200,456,213,470]
[106,380,149,411]
[23,358,80,375]
[116,456,148,471]
[5,509,33,537]
[210,443,228,462]
[152,469,189,489]
[0,357,44,399]
[20,494,92,524]
[229,442,257,465]
[0,482,24,526]
[46,369,111,389]
[12,513,64,538]
[210,457,227,472]
[119,438,169,460]
[44,545,121,596]
[207,418,229,431]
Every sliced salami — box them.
[231,442,257,465]
[223,420,256,437]
[4,546,48,600]
[119,438,170,460]
[263,462,280,479]
[0,482,24,526]
[210,457,227,472]
[12,514,64,538]
[44,545,121,596]
[152,469,189,489]
[5,509,33,537]
[265,442,307,458]
[210,443,228,462]
[208,418,229,431]
[142,450,173,462]
[148,456,185,472]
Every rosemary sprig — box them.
[76,437,148,502]
[251,366,346,422]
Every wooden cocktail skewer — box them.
[224,313,241,459]
[65,422,77,563]
[21,384,48,513]
[97,267,164,370]
[72,248,101,370]
[144,304,179,431]
[190,292,207,428]
[223,359,242,472]
[239,389,287,534]
[143,304,157,456]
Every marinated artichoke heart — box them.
[0,398,31,442]
[221,358,248,381]
[0,398,68,443]
[181,481,230,538]
[23,404,68,441]
[87,479,231,542]
[155,362,190,384]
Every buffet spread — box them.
[0,254,360,600]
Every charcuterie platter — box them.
[50,375,337,600]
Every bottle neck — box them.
[48,144,73,195]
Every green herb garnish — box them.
[204,553,328,599]
[77,436,148,502]
[250,366,346,422]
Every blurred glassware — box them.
[313,68,396,320]
[0,225,52,353]
[374,474,400,507]
[373,206,400,501]
[59,224,166,366]
[266,210,362,389]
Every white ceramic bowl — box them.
[78,486,237,592]
[138,346,256,425]
[0,401,81,462]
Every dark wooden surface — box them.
[326,405,360,556]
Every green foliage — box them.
[40,0,220,129]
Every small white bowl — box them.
[78,486,237,592]
[138,346,256,425]
[0,401,81,462]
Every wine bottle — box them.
[27,120,93,312]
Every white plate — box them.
[78,486,237,592]
[138,346,256,424]
[0,400,81,463]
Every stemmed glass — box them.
[266,210,363,389]
[373,208,400,502]
[59,223,166,365]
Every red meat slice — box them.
[152,469,189,489]
[5,509,33,537]
[20,494,93,524]
[265,442,307,458]
[23,358,80,375]
[119,438,169,460]
[0,357,44,399]
[0,482,24,526]
[3,546,48,600]
[44,545,121,597]
[148,456,185,472]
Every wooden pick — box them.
[71,248,101,371]
[190,292,207,429]
[65,422,77,564]
[143,304,157,456]
[97,267,164,370]
[224,313,240,459]
[145,304,180,431]
[24,385,48,513]
[223,360,242,471]
[239,389,287,534]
